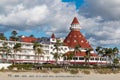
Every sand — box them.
[0,71,120,80]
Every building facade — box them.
[0,17,107,65]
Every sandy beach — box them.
[0,71,120,80]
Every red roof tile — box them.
[71,17,79,25]
[66,51,97,57]
[64,30,92,48]
[64,17,92,48]
[51,33,55,38]
[21,37,37,43]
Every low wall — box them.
[0,63,12,69]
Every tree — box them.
[33,42,43,64]
[96,46,105,65]
[52,40,62,65]
[113,58,119,67]
[12,30,17,37]
[85,48,93,66]
[29,34,34,37]
[113,47,119,59]
[104,48,114,65]
[0,42,11,62]
[96,46,104,57]
[66,52,74,64]
[10,30,18,41]
[13,43,22,64]
[0,33,7,40]
[73,45,81,65]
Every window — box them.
[64,48,67,50]
[90,58,94,60]
[26,55,30,59]
[74,40,77,43]
[74,35,77,37]
[79,57,84,60]
[81,40,84,43]
[73,57,78,60]
[19,55,21,59]
[67,40,70,43]
[95,58,99,61]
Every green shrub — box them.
[7,64,34,71]
[0,67,5,71]
[69,69,79,74]
[82,70,90,74]
[52,69,61,73]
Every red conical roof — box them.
[51,33,55,38]
[71,17,79,25]
[64,30,92,48]
[64,17,92,48]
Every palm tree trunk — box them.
[38,54,40,64]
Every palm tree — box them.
[104,48,114,65]
[0,33,7,40]
[33,42,43,64]
[73,45,81,65]
[35,47,44,64]
[13,43,22,64]
[85,48,93,66]
[0,42,11,62]
[10,30,18,41]
[113,47,119,59]
[66,52,74,64]
[96,46,105,65]
[52,40,62,65]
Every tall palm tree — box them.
[52,40,62,65]
[85,48,93,66]
[73,45,81,65]
[33,42,43,64]
[0,33,7,40]
[0,42,11,62]
[96,46,104,57]
[13,43,22,64]
[104,48,114,65]
[113,47,119,59]
[35,47,44,64]
[96,46,104,65]
[66,52,74,64]
[10,30,18,41]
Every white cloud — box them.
[78,0,120,48]
[79,0,120,21]
[0,0,76,34]
[0,0,120,49]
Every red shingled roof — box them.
[64,30,92,48]
[71,17,79,25]
[66,51,97,57]
[64,17,92,48]
[51,33,55,38]
[21,37,37,43]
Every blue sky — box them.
[62,0,84,9]
[0,0,120,49]
[4,0,84,38]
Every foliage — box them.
[82,70,90,74]
[69,69,79,74]
[33,42,44,64]
[8,64,34,70]
[0,67,5,71]
[52,40,63,64]
[85,48,93,66]
[0,33,6,40]
[113,58,119,65]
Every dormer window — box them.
[81,40,84,43]
[67,40,70,43]
[74,40,77,43]
[74,35,77,37]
